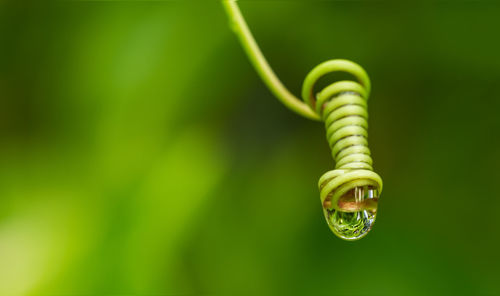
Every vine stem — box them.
[222,1,320,121]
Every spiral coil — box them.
[301,60,383,211]
[222,1,383,238]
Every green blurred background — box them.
[1,1,500,295]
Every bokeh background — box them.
[1,1,500,295]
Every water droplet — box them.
[323,186,378,241]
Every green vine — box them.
[222,1,319,120]
[222,1,383,240]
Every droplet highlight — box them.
[324,186,378,241]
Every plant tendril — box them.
[222,1,383,240]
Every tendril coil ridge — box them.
[301,60,383,211]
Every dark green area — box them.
[1,1,499,295]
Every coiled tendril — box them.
[223,1,383,240]
[302,60,382,240]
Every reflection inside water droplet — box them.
[324,186,378,241]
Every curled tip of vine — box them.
[223,0,383,241]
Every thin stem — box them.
[222,1,320,121]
